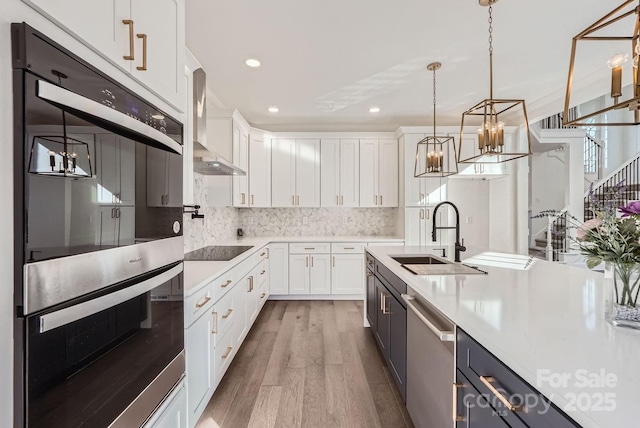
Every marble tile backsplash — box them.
[183,173,239,252]
[237,208,398,237]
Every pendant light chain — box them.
[432,65,437,138]
[488,4,494,99]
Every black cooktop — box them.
[184,245,254,261]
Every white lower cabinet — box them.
[145,380,186,428]
[331,253,365,295]
[269,243,289,295]
[289,255,310,295]
[309,254,331,294]
[185,311,212,423]
[185,245,269,428]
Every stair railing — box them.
[584,151,640,221]
[584,134,603,179]
[531,207,569,262]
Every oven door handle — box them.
[36,79,182,155]
[38,263,183,334]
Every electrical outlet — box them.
[248,217,254,225]
[466,216,472,224]
[302,216,309,225]
[342,217,348,225]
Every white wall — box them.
[448,180,490,249]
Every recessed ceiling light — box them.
[369,106,380,113]
[268,106,279,113]
[245,58,261,68]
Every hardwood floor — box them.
[196,300,414,428]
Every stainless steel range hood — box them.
[192,68,246,176]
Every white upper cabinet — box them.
[295,139,321,207]
[359,139,398,207]
[320,139,359,207]
[23,0,185,111]
[232,125,249,207]
[248,136,271,207]
[272,139,320,207]
[271,139,296,207]
[403,133,446,206]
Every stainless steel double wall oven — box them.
[12,23,185,428]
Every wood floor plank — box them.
[321,304,344,365]
[195,372,243,428]
[262,310,298,385]
[333,301,352,333]
[370,380,408,428]
[286,302,311,369]
[347,310,388,385]
[324,364,351,428]
[274,367,306,428]
[222,331,278,428]
[383,366,415,428]
[339,332,383,428]
[269,300,287,320]
[247,386,283,428]
[301,364,328,428]
[308,301,324,333]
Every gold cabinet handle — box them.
[260,252,266,257]
[340,195,344,205]
[380,195,383,206]
[380,292,384,311]
[260,293,266,299]
[374,195,378,205]
[306,256,308,267]
[304,247,315,250]
[136,33,147,71]
[222,346,233,359]
[266,248,270,259]
[251,194,254,205]
[453,383,464,422]
[332,256,335,267]
[222,308,233,319]
[421,192,425,203]
[366,271,373,277]
[336,195,339,205]
[420,209,425,220]
[195,296,211,308]
[122,20,135,60]
[292,195,295,206]
[212,311,218,334]
[296,195,300,205]
[479,376,524,412]
[221,279,232,288]
[260,270,266,275]
[344,247,355,250]
[241,193,246,205]
[247,276,254,292]
[381,293,389,315]
[426,209,430,219]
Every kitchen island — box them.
[366,245,640,428]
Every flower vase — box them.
[606,262,640,329]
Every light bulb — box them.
[497,121,505,129]
[608,53,629,69]
[635,44,640,56]
[634,56,639,69]
[48,150,55,156]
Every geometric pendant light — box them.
[414,62,458,178]
[563,0,640,126]
[458,0,532,164]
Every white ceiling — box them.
[186,0,623,131]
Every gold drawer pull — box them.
[304,247,315,250]
[479,376,523,412]
[366,271,373,277]
[122,20,134,60]
[344,247,355,250]
[260,252,266,257]
[222,346,233,359]
[453,383,464,422]
[195,296,211,308]
[136,33,147,71]
[261,270,266,275]
[222,309,233,319]
[221,279,232,288]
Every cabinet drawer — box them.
[331,243,365,253]
[214,327,236,389]
[289,242,330,254]
[212,287,236,345]
[212,270,236,302]
[185,285,214,327]
[457,329,577,428]
[257,259,269,287]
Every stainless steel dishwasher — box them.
[402,292,456,428]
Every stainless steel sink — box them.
[390,254,487,275]
[390,256,446,265]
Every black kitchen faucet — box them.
[432,201,466,262]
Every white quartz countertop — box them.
[366,245,640,428]
[183,236,403,297]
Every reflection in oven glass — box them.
[27,283,183,427]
